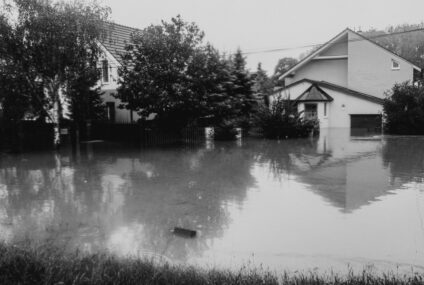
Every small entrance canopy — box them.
[295,84,334,102]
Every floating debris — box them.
[172,227,196,238]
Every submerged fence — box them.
[0,121,54,151]
[90,122,207,146]
[0,121,207,151]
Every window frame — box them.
[391,59,400,70]
[102,60,109,83]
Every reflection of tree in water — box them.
[382,137,424,184]
[0,142,257,262]
[0,149,111,251]
[118,142,256,261]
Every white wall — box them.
[290,59,348,87]
[322,87,382,128]
[97,45,139,123]
[271,82,383,129]
[347,30,415,98]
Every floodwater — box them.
[1,128,424,274]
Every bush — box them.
[214,120,239,140]
[255,96,319,139]
[384,81,424,135]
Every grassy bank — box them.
[0,243,423,285]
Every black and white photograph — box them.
[1,0,424,284]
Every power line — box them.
[102,27,424,68]
[242,27,424,55]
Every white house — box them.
[97,22,141,123]
[271,28,422,131]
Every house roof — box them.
[100,22,141,64]
[273,79,384,105]
[296,84,333,102]
[279,28,421,80]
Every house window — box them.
[102,60,109,82]
[304,104,318,120]
[392,59,400,70]
[324,102,327,116]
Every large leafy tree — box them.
[117,16,207,130]
[273,57,298,87]
[384,81,424,135]
[0,0,109,147]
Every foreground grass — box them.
[0,243,423,285]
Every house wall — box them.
[319,37,348,56]
[97,45,140,123]
[322,87,383,128]
[276,82,383,129]
[347,31,414,99]
[270,82,311,104]
[287,59,348,87]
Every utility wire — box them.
[102,27,424,69]
[242,27,424,55]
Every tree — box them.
[117,16,208,130]
[224,48,256,128]
[273,57,298,86]
[383,81,424,135]
[362,24,424,68]
[255,95,318,139]
[0,0,110,147]
[251,63,274,105]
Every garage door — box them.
[350,114,382,134]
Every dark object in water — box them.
[172,227,196,238]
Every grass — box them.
[0,242,423,285]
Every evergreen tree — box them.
[225,49,256,127]
[252,63,274,106]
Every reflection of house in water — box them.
[283,129,397,212]
[300,155,394,212]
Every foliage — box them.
[0,242,423,285]
[226,49,256,125]
[251,63,274,106]
[117,21,255,131]
[213,120,239,141]
[66,70,106,123]
[273,57,298,86]
[0,0,110,145]
[117,16,208,130]
[362,23,424,68]
[383,81,424,134]
[255,96,318,139]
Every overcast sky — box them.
[101,0,424,74]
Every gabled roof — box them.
[296,84,333,102]
[100,22,141,65]
[280,28,421,80]
[273,79,384,104]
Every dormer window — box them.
[102,60,109,82]
[392,59,400,70]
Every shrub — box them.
[384,81,424,135]
[255,96,319,139]
[214,120,239,140]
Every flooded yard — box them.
[0,129,424,274]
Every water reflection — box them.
[0,130,423,273]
